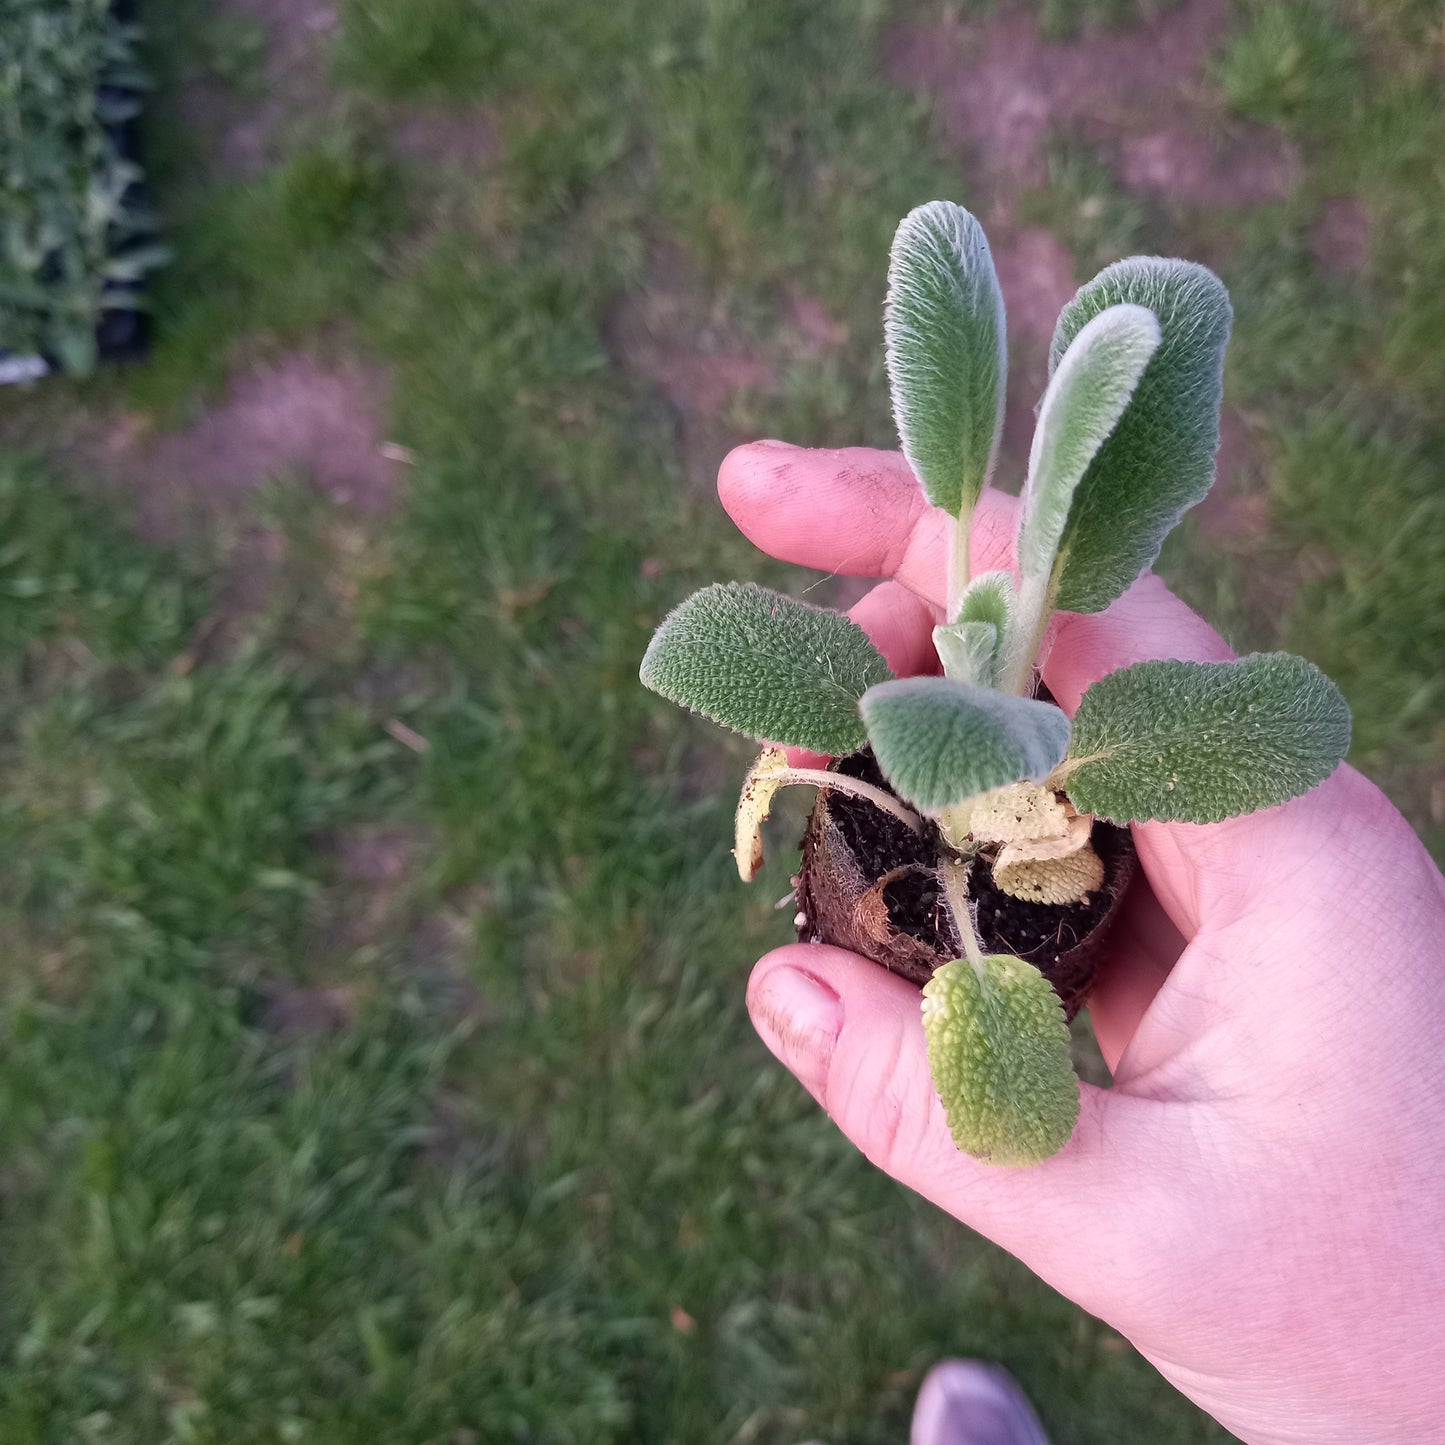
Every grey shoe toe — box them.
[909,1360,1051,1445]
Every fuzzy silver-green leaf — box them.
[932,621,999,688]
[930,569,1011,687]
[1047,259,1232,613]
[957,569,1013,635]
[1065,653,1351,824]
[933,570,1014,686]
[885,202,1007,518]
[640,583,892,754]
[922,956,1079,1166]
[1019,303,1161,588]
[860,676,1070,813]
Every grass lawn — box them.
[0,1,1440,1440]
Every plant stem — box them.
[946,507,971,625]
[941,859,985,974]
[1001,570,1055,696]
[773,766,925,833]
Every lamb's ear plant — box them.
[1,0,169,374]
[641,201,1351,1167]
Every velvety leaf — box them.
[932,621,998,688]
[933,570,1014,686]
[640,583,892,754]
[1047,259,1232,612]
[859,676,1070,813]
[1018,303,1161,587]
[1065,653,1351,823]
[922,956,1079,1166]
[885,202,1007,518]
[957,569,1013,634]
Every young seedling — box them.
[640,202,1351,1166]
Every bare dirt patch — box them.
[75,352,402,654]
[785,292,850,354]
[1193,408,1266,539]
[605,239,778,489]
[303,825,488,1023]
[180,0,342,179]
[608,246,861,498]
[259,981,356,1038]
[391,107,503,167]
[881,0,1303,484]
[1119,124,1299,208]
[98,352,402,544]
[349,660,445,706]
[324,824,434,886]
[402,908,493,1023]
[1310,196,1371,276]
[884,0,1231,195]
[640,346,776,421]
[310,822,437,953]
[990,228,1079,481]
[992,229,1080,352]
[607,256,776,421]
[884,0,1297,213]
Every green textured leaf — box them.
[934,570,1014,686]
[1065,653,1351,823]
[860,677,1070,813]
[1018,303,1161,588]
[1047,259,1232,612]
[932,621,998,689]
[640,583,892,754]
[957,569,1013,634]
[922,956,1079,1166]
[885,202,1007,518]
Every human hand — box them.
[720,441,1445,1445]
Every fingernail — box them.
[750,965,842,1096]
[754,438,799,451]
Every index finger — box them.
[718,441,1017,598]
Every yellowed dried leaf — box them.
[958,781,1074,845]
[733,747,790,882]
[993,843,1105,905]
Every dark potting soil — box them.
[832,750,938,874]
[965,821,1132,969]
[813,749,1135,1009]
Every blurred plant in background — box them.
[1,0,170,373]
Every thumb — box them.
[747,943,1179,1317]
